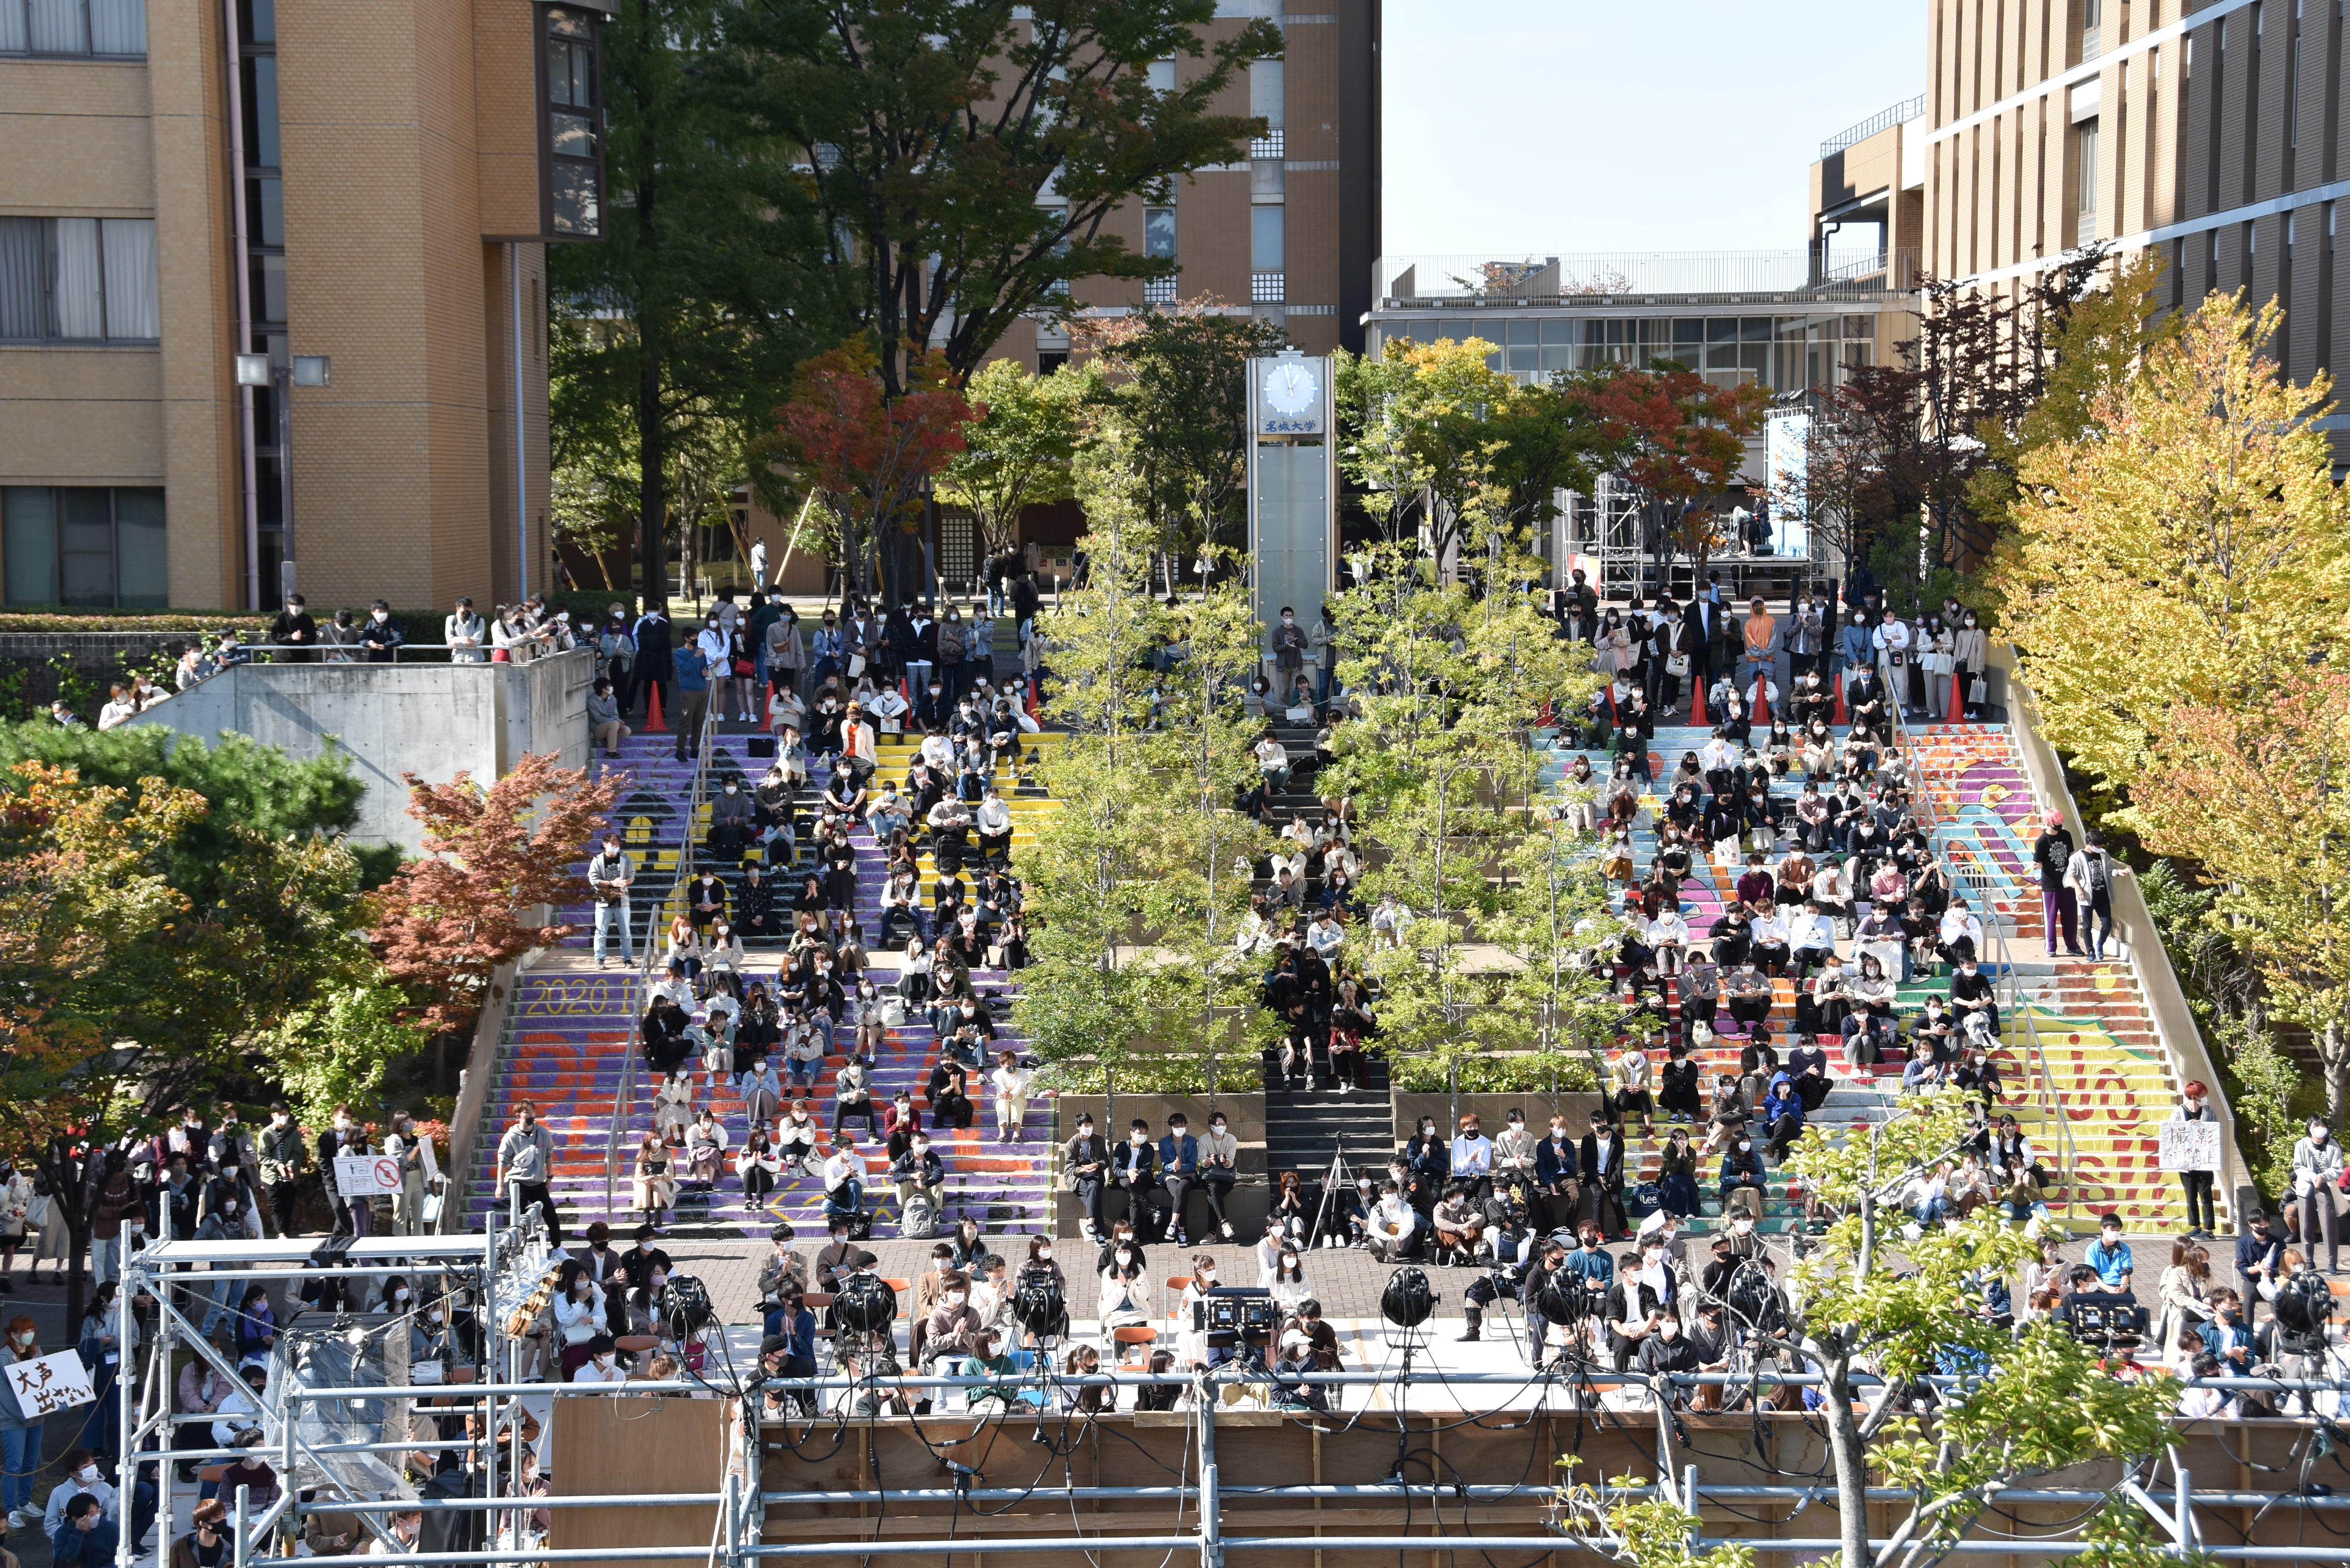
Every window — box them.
[0,0,145,55]
[2075,118,2101,241]
[1144,206,1176,259]
[2,487,166,607]
[1146,56,1175,93]
[1251,205,1285,271]
[542,6,603,238]
[0,218,158,341]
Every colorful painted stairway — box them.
[458,725,1066,1241]
[1541,714,2208,1232]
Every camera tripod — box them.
[1307,1138,1364,1250]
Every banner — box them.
[2158,1121,2220,1173]
[4,1350,95,1416]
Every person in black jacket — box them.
[736,862,780,943]
[359,601,405,663]
[1110,1123,1168,1241]
[268,593,317,662]
[629,606,673,722]
[1580,1114,1630,1239]
[1399,1119,1448,1219]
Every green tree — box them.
[1318,541,1612,1103]
[719,0,1282,400]
[1082,304,1287,574]
[548,0,843,615]
[1766,1089,2186,1568]
[1334,339,1518,570]
[934,358,1085,561]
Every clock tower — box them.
[1246,348,1338,680]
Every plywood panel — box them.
[549,1394,728,1566]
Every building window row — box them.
[1,487,167,608]
[0,217,159,342]
[0,0,143,56]
[1376,312,1880,393]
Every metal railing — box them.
[1895,697,2081,1222]
[602,697,718,1218]
[1376,249,1906,304]
[1819,93,1928,157]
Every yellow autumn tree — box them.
[2137,672,2350,1121]
[1994,291,2350,793]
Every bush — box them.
[1389,1050,1597,1096]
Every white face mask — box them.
[1116,1250,1134,1265]
[77,1465,100,1485]
[593,1354,613,1369]
[946,1293,967,1307]
[1037,1248,1051,1261]
[427,1310,443,1324]
[1200,1269,1216,1283]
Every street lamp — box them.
[235,351,331,599]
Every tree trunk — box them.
[2326,1019,2348,1129]
[1822,1363,1873,1568]
[636,323,667,616]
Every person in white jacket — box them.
[2290,1119,2344,1273]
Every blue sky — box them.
[1381,1,1929,260]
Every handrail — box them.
[1995,649,2256,1223]
[1818,93,1927,158]
[1887,686,2079,1220]
[604,697,718,1219]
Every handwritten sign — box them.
[2159,1121,2221,1174]
[335,1155,401,1198]
[5,1351,94,1417]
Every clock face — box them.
[1263,362,1320,417]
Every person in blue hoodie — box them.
[671,635,710,763]
[1758,1074,1805,1162]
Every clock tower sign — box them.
[1246,349,1337,674]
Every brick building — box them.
[1,0,602,610]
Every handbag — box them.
[1665,653,1690,677]
[848,653,867,678]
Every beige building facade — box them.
[2,0,603,611]
[1908,0,2345,407]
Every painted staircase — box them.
[457,724,1069,1241]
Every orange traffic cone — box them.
[1751,678,1769,724]
[1832,673,1847,726]
[761,677,773,729]
[644,683,668,733]
[1687,679,1707,728]
[1949,671,1966,722]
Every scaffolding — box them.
[1553,474,1829,605]
[106,1221,2350,1567]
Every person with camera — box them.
[2053,1262,2146,1352]
[759,1296,818,1419]
[1461,1235,1564,1345]
[587,833,637,967]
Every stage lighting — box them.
[658,1275,713,1337]
[1379,1267,1436,1329]
[1013,1274,1066,1338]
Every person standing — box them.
[0,1316,44,1526]
[360,601,405,662]
[384,1113,441,1236]
[671,637,710,763]
[258,1104,306,1238]
[2291,1119,2344,1274]
[445,597,488,665]
[2167,1083,2220,1239]
[588,834,637,967]
[631,603,674,722]
[495,1104,561,1246]
[2031,812,2083,958]
[268,593,317,663]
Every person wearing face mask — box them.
[1111,1121,1169,1243]
[2165,1081,2220,1239]
[1718,1130,1768,1221]
[494,1103,561,1245]
[357,599,405,662]
[2291,1118,2344,1273]
[1097,1242,1153,1332]
[251,1102,305,1238]
[921,1271,984,1368]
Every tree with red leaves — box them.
[371,752,628,1034]
[771,339,974,603]
[1582,363,1768,585]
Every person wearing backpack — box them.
[2064,827,2125,963]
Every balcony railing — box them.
[1377,249,1916,305]
[1818,93,1927,158]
